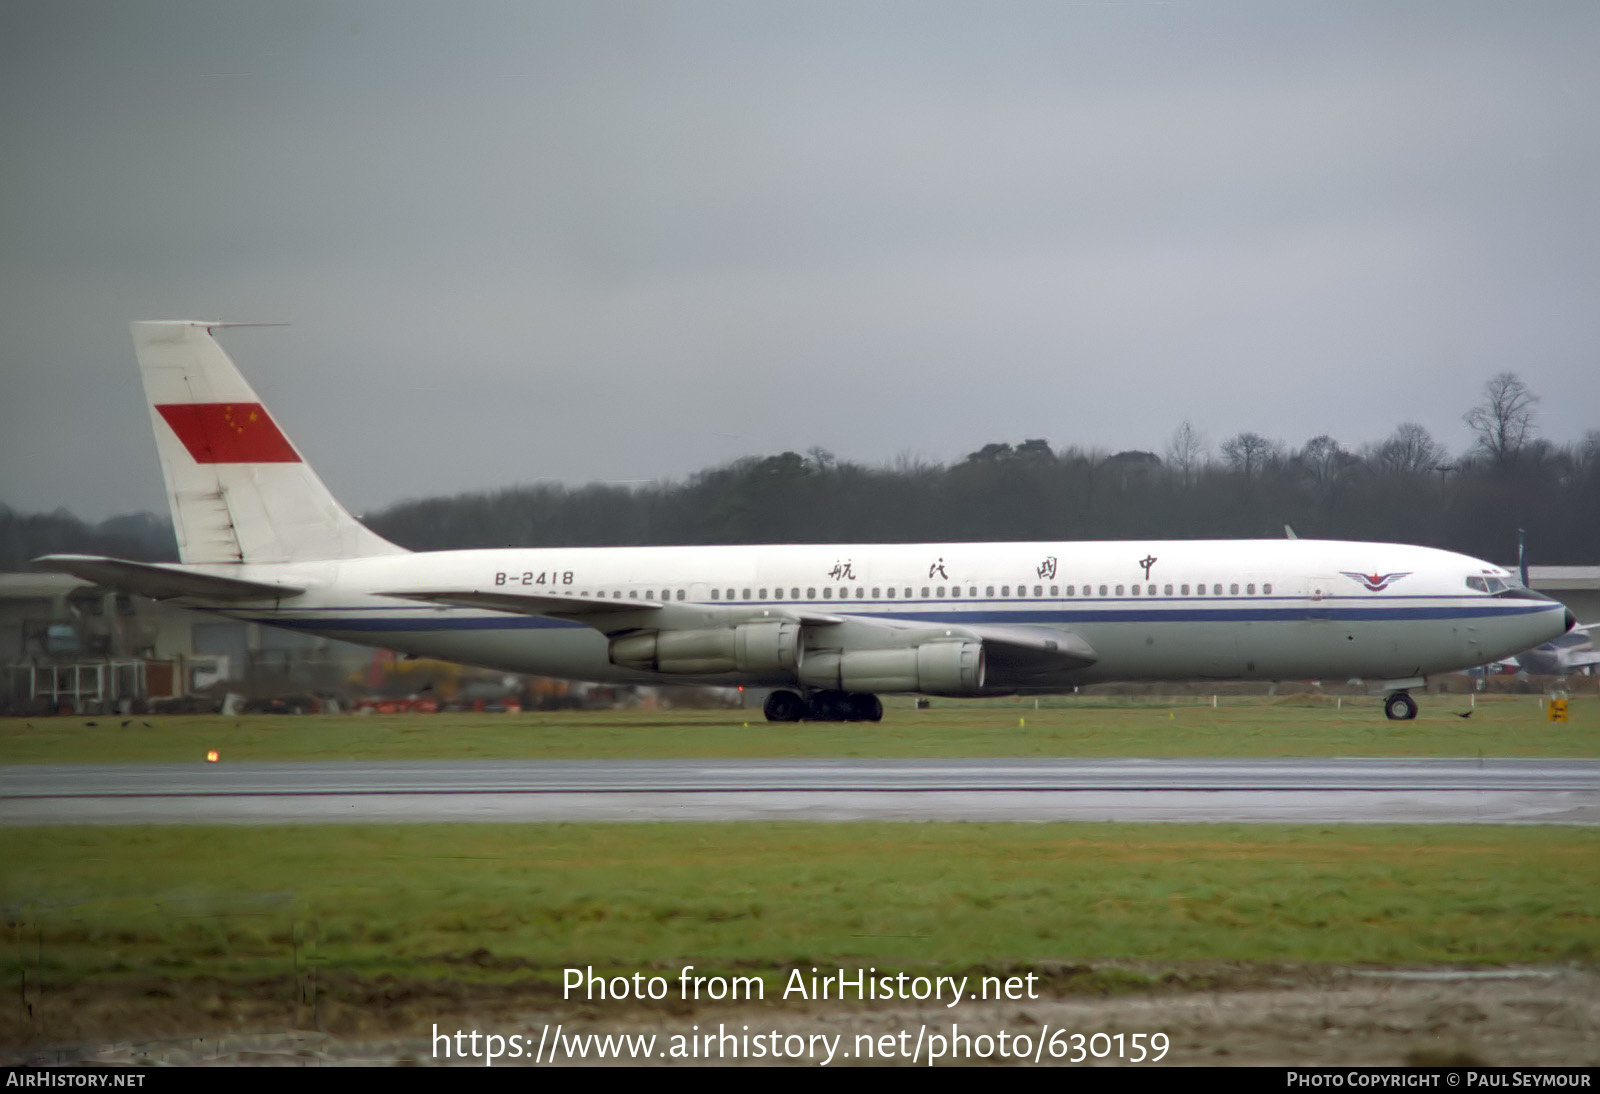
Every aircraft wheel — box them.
[848,693,883,722]
[808,690,851,721]
[763,690,806,723]
[1384,691,1418,721]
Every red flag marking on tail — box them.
[155,403,300,463]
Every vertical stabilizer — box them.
[133,321,406,564]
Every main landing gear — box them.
[763,689,883,723]
[1384,691,1418,721]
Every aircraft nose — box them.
[1567,608,1578,633]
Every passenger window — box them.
[1214,584,1222,595]
[1050,585,1058,596]
[986,586,995,597]
[1181,584,1189,595]
[921,587,930,598]
[805,588,814,599]
[775,588,784,599]
[1246,584,1255,595]
[744,589,753,599]
[969,587,977,597]
[1196,584,1205,596]
[1001,585,1010,596]
[904,588,912,598]
[1263,583,1272,594]
[952,586,961,598]
[1148,585,1155,596]
[857,588,865,598]
[872,587,881,598]
[1099,585,1108,596]
[1164,584,1173,596]
[1131,584,1141,596]
[823,587,832,599]
[886,587,895,598]
[1066,585,1075,596]
[711,589,720,600]
[1034,585,1043,597]
[629,590,638,599]
[1230,583,1239,595]
[1116,585,1124,596]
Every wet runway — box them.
[3,758,1595,825]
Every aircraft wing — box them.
[386,589,662,617]
[33,554,305,601]
[381,588,847,626]
[382,589,1096,680]
[963,623,1098,674]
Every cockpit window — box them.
[1468,574,1523,596]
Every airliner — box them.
[35,322,1576,723]
[1511,625,1598,677]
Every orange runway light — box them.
[206,750,219,763]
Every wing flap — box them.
[33,554,304,601]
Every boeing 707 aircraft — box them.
[35,322,1577,722]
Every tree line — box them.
[5,373,1596,569]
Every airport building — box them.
[0,571,370,714]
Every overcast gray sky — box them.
[3,1,1597,522]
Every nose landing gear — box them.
[1384,691,1418,721]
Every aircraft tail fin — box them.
[132,321,407,564]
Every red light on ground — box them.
[206,750,219,763]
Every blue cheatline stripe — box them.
[244,602,1559,632]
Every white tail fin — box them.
[133,321,407,564]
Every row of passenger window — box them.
[576,583,1275,601]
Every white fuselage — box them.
[189,538,1569,692]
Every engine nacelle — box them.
[608,620,802,675]
[798,640,986,696]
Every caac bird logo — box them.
[1340,571,1411,592]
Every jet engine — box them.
[798,640,986,696]
[608,620,802,675]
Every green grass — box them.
[2,693,1595,764]
[5,824,1594,991]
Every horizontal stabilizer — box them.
[33,554,305,601]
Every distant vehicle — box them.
[34,322,1577,723]
[1512,625,1598,676]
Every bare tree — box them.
[1297,433,1341,478]
[1221,432,1277,480]
[1463,372,1538,469]
[1370,422,1445,475]
[1164,421,1207,487]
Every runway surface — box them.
[3,758,1596,825]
